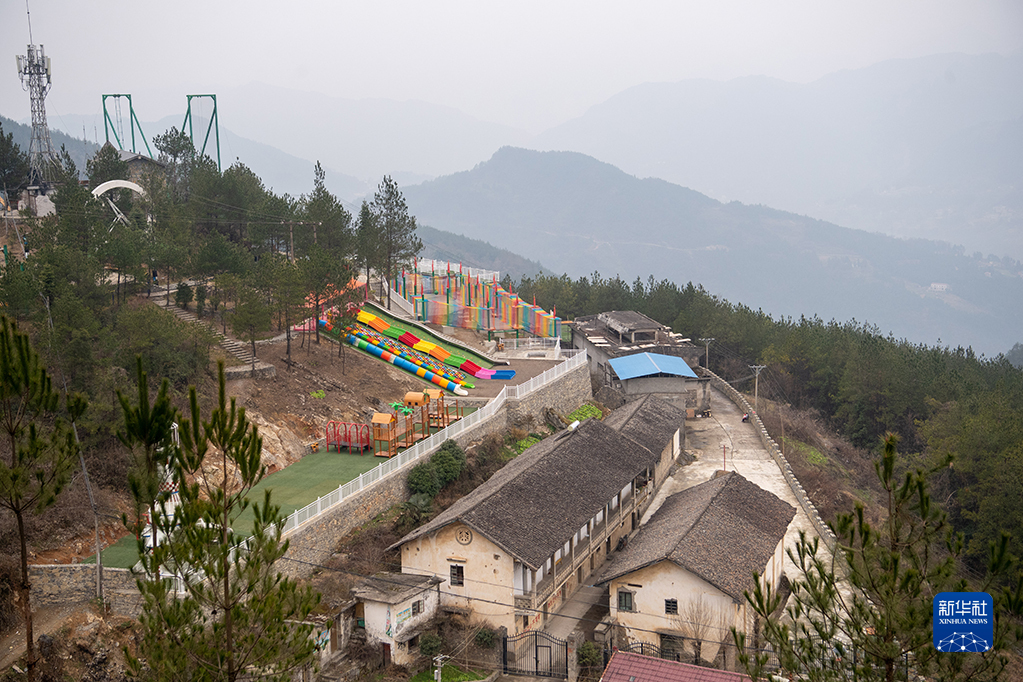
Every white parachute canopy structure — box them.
[91,179,146,230]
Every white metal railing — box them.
[498,337,562,350]
[505,350,584,399]
[384,285,417,317]
[414,259,500,282]
[281,350,588,536]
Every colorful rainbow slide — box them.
[356,310,515,381]
[345,333,469,396]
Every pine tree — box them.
[129,362,320,681]
[370,176,422,310]
[0,316,86,682]
[230,287,272,371]
[117,356,178,576]
[736,433,1023,682]
[355,199,383,298]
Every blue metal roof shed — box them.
[608,353,698,381]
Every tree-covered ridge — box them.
[514,271,1023,569]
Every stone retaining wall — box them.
[29,565,142,616]
[695,366,836,549]
[224,363,277,380]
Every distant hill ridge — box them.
[404,147,1023,356]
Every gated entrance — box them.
[503,630,568,678]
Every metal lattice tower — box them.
[16,6,58,187]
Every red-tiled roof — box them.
[599,651,751,682]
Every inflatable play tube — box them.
[356,309,514,381]
[346,334,468,396]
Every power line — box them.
[279,555,740,638]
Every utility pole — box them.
[433,654,449,682]
[699,338,715,368]
[750,365,766,414]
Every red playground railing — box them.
[325,421,372,454]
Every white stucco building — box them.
[352,573,443,666]
[600,472,795,665]
[391,397,688,636]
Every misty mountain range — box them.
[533,51,1023,263]
[25,51,1023,262]
[4,51,1020,354]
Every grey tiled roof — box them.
[603,395,687,464]
[352,572,442,604]
[599,472,796,601]
[391,419,660,569]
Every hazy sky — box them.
[3,0,1022,133]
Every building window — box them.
[412,600,423,616]
[618,589,634,612]
[450,564,464,586]
[665,599,678,615]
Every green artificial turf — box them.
[232,447,385,532]
[82,534,140,569]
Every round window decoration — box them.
[456,528,473,545]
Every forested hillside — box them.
[0,129,419,631]
[515,271,1023,570]
[417,224,548,280]
[1,115,99,180]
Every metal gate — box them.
[503,631,568,679]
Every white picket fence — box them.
[280,349,587,535]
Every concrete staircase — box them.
[150,289,275,377]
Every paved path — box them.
[647,384,825,581]
[545,584,606,641]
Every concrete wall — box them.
[362,584,441,666]
[609,561,739,664]
[618,377,711,412]
[401,522,517,634]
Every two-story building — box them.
[391,397,686,636]
[599,472,795,665]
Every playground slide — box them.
[346,333,468,396]
[349,328,474,388]
[356,310,515,381]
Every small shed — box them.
[352,573,443,666]
[607,352,709,412]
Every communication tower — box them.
[16,4,58,188]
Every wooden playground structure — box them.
[324,389,466,457]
